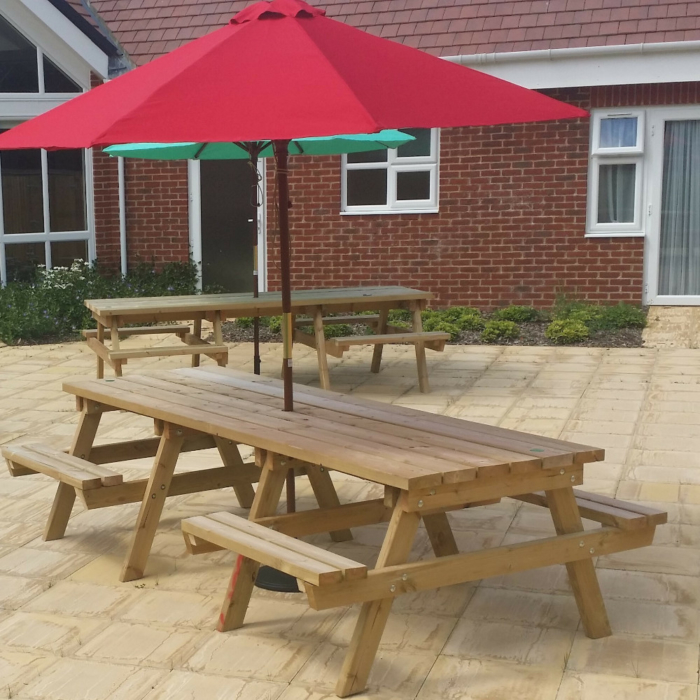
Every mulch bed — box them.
[221,321,644,348]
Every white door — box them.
[646,107,700,305]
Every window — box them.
[0,15,81,94]
[587,111,644,236]
[342,128,439,213]
[0,129,92,284]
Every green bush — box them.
[481,320,519,343]
[593,303,647,330]
[422,317,461,341]
[424,306,484,332]
[267,315,282,334]
[492,305,540,323]
[545,319,589,344]
[0,258,199,345]
[388,309,411,323]
[236,317,254,329]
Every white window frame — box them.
[341,128,439,215]
[586,109,645,237]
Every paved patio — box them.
[0,336,698,700]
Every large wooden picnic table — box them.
[41,366,666,696]
[84,285,446,391]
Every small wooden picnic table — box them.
[27,366,665,697]
[84,285,448,392]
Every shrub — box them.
[545,319,589,344]
[481,320,519,343]
[0,258,199,345]
[593,303,647,330]
[424,306,484,332]
[422,317,461,341]
[267,315,282,334]
[492,305,540,323]
[236,317,254,329]
[388,309,411,323]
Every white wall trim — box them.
[444,41,700,90]
[187,159,203,292]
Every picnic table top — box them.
[84,286,433,318]
[63,368,604,491]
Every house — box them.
[1,0,699,308]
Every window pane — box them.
[599,118,637,149]
[347,150,387,164]
[396,170,431,201]
[48,150,86,232]
[43,56,81,93]
[346,169,387,206]
[1,147,44,233]
[5,242,44,283]
[397,129,432,158]
[0,16,39,93]
[51,240,88,268]
[597,163,636,224]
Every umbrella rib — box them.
[194,143,209,159]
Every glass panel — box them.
[51,240,88,268]
[397,129,432,158]
[599,118,637,149]
[346,169,387,207]
[0,16,39,93]
[1,146,44,233]
[659,120,700,296]
[43,56,81,93]
[347,150,387,164]
[5,242,44,283]
[597,163,635,224]
[397,170,430,201]
[48,150,86,231]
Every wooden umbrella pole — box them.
[274,139,293,413]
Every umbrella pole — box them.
[275,140,294,413]
[251,151,261,376]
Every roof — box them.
[87,0,700,66]
[46,0,121,56]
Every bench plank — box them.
[328,331,450,352]
[83,325,191,339]
[109,344,229,360]
[294,315,380,327]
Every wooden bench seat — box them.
[182,511,367,586]
[3,443,123,489]
[515,489,668,530]
[294,314,381,327]
[82,324,191,340]
[328,331,450,353]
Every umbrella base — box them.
[254,565,301,593]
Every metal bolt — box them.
[429,489,436,496]
[176,429,183,437]
[417,500,424,508]
[389,584,396,592]
[579,541,584,547]
[559,469,565,475]
[80,454,86,459]
[320,467,325,472]
[228,440,233,445]
[160,484,166,490]
[401,574,408,581]
[570,475,576,482]
[589,548,595,554]
[151,494,156,499]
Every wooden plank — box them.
[83,325,191,339]
[26,444,123,486]
[214,436,256,509]
[293,329,345,358]
[571,489,668,519]
[87,434,216,464]
[545,487,612,639]
[79,463,260,509]
[335,504,421,697]
[188,367,600,467]
[306,464,352,542]
[110,345,229,360]
[44,482,76,542]
[412,305,430,393]
[207,511,367,580]
[423,512,459,557]
[86,337,117,371]
[328,331,450,348]
[295,314,380,326]
[313,307,331,391]
[371,307,389,374]
[307,525,656,612]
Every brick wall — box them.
[92,81,700,308]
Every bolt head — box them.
[560,469,565,475]
[429,489,436,496]
[401,574,408,581]
[570,475,576,482]
[589,548,595,554]
[579,541,585,547]
[389,584,396,592]
[417,500,424,508]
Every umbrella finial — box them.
[231,0,325,24]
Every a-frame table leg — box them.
[545,486,612,639]
[370,306,389,374]
[214,436,255,508]
[423,512,459,557]
[306,464,352,542]
[313,307,331,390]
[120,424,185,582]
[218,455,288,632]
[336,504,421,697]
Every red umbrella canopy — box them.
[0,0,586,150]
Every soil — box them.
[221,320,644,348]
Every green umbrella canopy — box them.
[104,130,414,160]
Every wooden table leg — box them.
[545,486,612,639]
[96,322,105,379]
[336,505,421,697]
[370,307,389,374]
[214,436,255,508]
[218,457,288,632]
[191,317,202,367]
[44,407,102,541]
[120,424,185,582]
[423,512,459,557]
[111,317,123,377]
[306,465,352,542]
[213,312,226,367]
[313,307,331,390]
[411,305,429,394]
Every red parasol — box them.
[0,0,588,410]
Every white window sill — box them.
[340,208,439,216]
[585,231,645,238]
